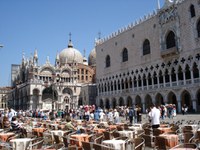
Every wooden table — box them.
[10,138,32,150]
[158,127,172,134]
[0,132,15,142]
[70,134,89,147]
[102,139,126,150]
[32,128,46,137]
[94,128,106,133]
[118,130,135,139]
[159,134,178,148]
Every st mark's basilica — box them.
[7,39,96,111]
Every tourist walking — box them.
[148,104,160,129]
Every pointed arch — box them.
[193,62,199,79]
[178,66,183,80]
[112,98,117,109]
[155,93,164,106]
[167,91,178,111]
[105,99,110,109]
[166,31,176,49]
[185,64,191,80]
[159,70,163,84]
[171,67,176,82]
[122,48,128,62]
[119,97,124,106]
[196,89,200,106]
[181,90,192,112]
[144,94,153,110]
[100,99,104,108]
[197,19,200,37]
[143,39,151,55]
[105,55,110,68]
[135,95,142,108]
[190,4,196,18]
[127,96,132,107]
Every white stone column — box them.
[152,77,154,88]
[157,74,160,88]
[176,72,179,86]
[183,70,186,85]
[146,78,149,90]
[190,69,194,84]
[177,100,181,113]
[38,95,42,109]
[163,75,166,87]
[141,79,144,90]
[137,79,139,90]
[192,99,197,112]
[142,103,145,113]
[169,73,172,87]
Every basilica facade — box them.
[96,0,200,113]
[7,40,96,111]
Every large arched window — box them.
[122,48,128,62]
[166,31,176,49]
[143,39,150,55]
[197,20,200,38]
[105,55,110,68]
[190,4,196,18]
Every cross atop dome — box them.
[68,32,73,48]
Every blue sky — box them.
[0,0,164,86]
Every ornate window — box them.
[143,39,151,55]
[190,4,196,18]
[166,31,176,49]
[105,55,110,68]
[122,48,128,62]
[197,20,200,37]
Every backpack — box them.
[128,109,133,117]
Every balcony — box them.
[161,47,178,58]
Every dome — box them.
[88,48,96,66]
[59,40,83,65]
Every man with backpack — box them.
[128,107,134,125]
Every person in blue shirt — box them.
[94,110,100,121]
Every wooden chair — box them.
[103,131,113,140]
[137,129,145,137]
[183,132,194,143]
[6,134,20,142]
[54,134,61,144]
[144,128,152,135]
[142,134,155,148]
[82,141,92,150]
[94,135,104,144]
[170,143,197,149]
[155,136,170,150]
[153,128,162,136]
[93,143,115,150]
[134,137,145,150]
[44,143,64,150]
[112,131,120,138]
[30,138,44,149]
[117,125,124,131]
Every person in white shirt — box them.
[8,108,15,122]
[113,109,119,124]
[107,109,114,123]
[148,104,160,128]
[99,110,105,122]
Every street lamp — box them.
[0,45,3,48]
